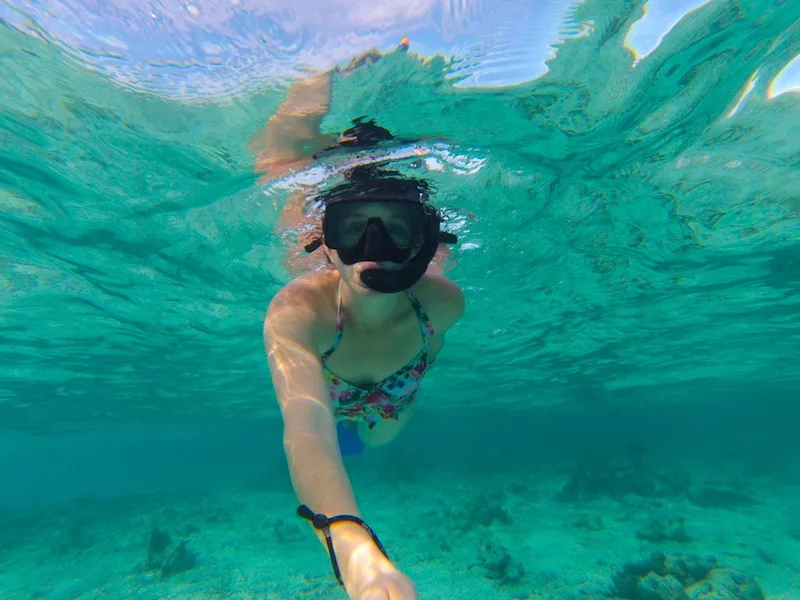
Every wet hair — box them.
[315,164,434,208]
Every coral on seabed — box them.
[473,538,526,586]
[145,527,197,578]
[609,552,764,600]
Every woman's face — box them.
[323,201,421,291]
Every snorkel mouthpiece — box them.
[359,239,435,293]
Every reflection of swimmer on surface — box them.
[249,36,412,181]
[257,38,464,600]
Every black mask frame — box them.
[304,196,457,293]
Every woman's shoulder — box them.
[411,271,465,334]
[267,270,339,326]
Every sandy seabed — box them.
[2,462,799,600]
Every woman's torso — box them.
[310,272,444,427]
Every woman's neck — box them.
[338,280,409,329]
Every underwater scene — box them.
[1,0,799,598]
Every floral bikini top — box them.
[321,289,435,429]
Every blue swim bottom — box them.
[336,421,365,457]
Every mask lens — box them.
[324,201,426,250]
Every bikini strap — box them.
[321,288,345,362]
[323,288,432,360]
[406,289,435,352]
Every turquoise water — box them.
[2,0,800,598]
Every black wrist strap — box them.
[297,504,390,586]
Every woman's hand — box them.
[331,523,419,600]
[254,152,316,181]
[346,542,418,600]
[250,119,334,181]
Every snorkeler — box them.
[260,39,465,600]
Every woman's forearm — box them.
[283,424,381,574]
[256,72,336,159]
[274,71,333,120]
[283,423,358,517]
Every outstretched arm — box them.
[250,72,337,180]
[265,281,360,517]
[265,282,412,598]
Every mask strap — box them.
[304,238,323,253]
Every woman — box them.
[264,165,464,600]
[259,39,464,600]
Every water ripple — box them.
[1,0,799,432]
